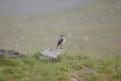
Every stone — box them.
[40,48,64,59]
[0,48,23,58]
[0,48,6,56]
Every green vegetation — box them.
[0,54,121,81]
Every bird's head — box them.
[60,34,65,37]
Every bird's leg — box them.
[60,44,63,49]
[56,43,59,49]
[56,45,58,49]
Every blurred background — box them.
[0,0,121,57]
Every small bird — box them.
[56,35,66,49]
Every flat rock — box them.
[0,48,23,58]
[40,48,64,59]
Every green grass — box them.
[0,54,121,81]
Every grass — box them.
[0,53,121,81]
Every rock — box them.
[39,48,64,59]
[70,77,85,81]
[81,66,97,74]
[0,48,23,58]
[70,78,78,81]
[71,71,86,81]
[0,48,6,56]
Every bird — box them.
[56,35,66,49]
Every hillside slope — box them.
[0,0,121,57]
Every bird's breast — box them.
[63,38,66,43]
